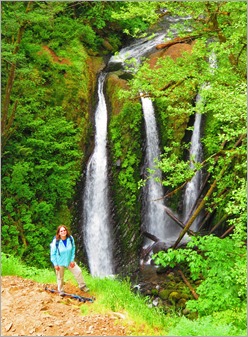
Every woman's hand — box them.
[69,261,75,268]
[54,265,60,271]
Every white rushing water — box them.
[82,73,114,277]
[141,97,180,245]
[108,15,192,71]
[183,106,203,230]
[109,32,167,69]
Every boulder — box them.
[149,43,193,68]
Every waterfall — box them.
[82,15,192,275]
[82,72,114,277]
[141,97,179,245]
[108,14,191,71]
[108,32,167,70]
[108,21,186,246]
[183,99,203,230]
[141,96,165,240]
[183,53,216,230]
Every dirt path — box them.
[1,276,132,336]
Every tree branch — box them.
[177,269,199,300]
[173,166,226,249]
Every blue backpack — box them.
[53,235,73,255]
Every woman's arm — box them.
[70,236,76,262]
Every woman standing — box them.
[50,225,89,294]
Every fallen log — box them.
[162,205,195,236]
[156,35,200,50]
[143,231,159,242]
[177,269,199,300]
[141,231,170,260]
[198,211,213,232]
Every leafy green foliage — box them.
[111,1,159,37]
[157,143,194,188]
[167,312,247,336]
[1,1,91,268]
[66,1,150,51]
[1,113,81,267]
[1,252,56,284]
[154,233,246,316]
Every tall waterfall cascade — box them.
[82,73,114,277]
[183,53,216,230]
[141,97,165,240]
[183,105,203,230]
[141,97,181,246]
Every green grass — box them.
[1,253,246,336]
[82,273,172,335]
[1,252,57,283]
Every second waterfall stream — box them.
[141,96,180,247]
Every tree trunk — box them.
[197,210,212,232]
[221,225,234,238]
[184,173,210,224]
[143,231,159,242]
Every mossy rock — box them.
[159,289,171,300]
[177,298,187,308]
[156,266,168,274]
[174,276,181,283]
[187,312,198,320]
[167,272,175,279]
[183,308,191,315]
[166,281,177,288]
[106,74,129,115]
[168,291,181,303]
[180,292,191,300]
[151,288,159,296]
[102,39,114,52]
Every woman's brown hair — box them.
[55,225,71,240]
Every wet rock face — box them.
[152,241,169,254]
[148,42,193,68]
